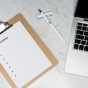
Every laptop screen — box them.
[75,0,88,18]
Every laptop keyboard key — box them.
[83,23,87,26]
[87,28,88,31]
[84,46,88,51]
[84,32,88,36]
[77,25,82,30]
[79,45,84,50]
[82,26,87,31]
[77,30,83,35]
[81,41,86,45]
[86,42,88,45]
[85,36,88,40]
[74,44,79,49]
[76,35,84,40]
[75,39,81,44]
[78,22,82,25]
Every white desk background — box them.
[0,0,88,88]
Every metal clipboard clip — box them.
[0,21,12,34]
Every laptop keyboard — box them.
[74,22,88,51]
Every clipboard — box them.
[0,13,58,88]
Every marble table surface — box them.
[1,0,88,88]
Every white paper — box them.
[0,21,52,87]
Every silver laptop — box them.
[65,0,88,77]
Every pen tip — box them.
[38,9,42,13]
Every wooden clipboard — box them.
[0,13,58,88]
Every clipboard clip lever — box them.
[0,21,13,34]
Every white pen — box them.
[38,9,66,43]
